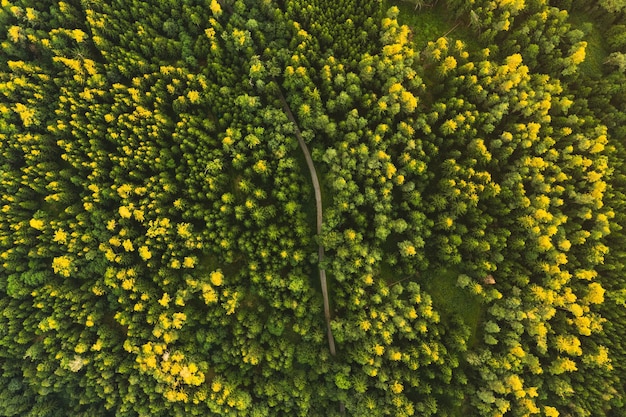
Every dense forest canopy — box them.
[1,0,626,416]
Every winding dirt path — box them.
[276,90,337,357]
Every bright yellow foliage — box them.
[52,256,72,277]
[119,206,132,219]
[391,381,404,394]
[209,0,222,16]
[555,335,582,356]
[544,406,560,417]
[373,344,385,356]
[122,239,134,252]
[569,42,587,65]
[210,270,224,286]
[139,246,152,261]
[183,257,195,269]
[30,218,45,230]
[585,282,605,304]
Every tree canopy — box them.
[1,0,626,416]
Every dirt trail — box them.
[276,90,337,356]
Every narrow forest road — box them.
[276,90,337,357]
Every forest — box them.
[1,0,626,415]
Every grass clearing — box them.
[420,268,484,417]
[420,267,483,347]
[568,11,609,78]
[385,0,451,48]
[384,0,481,52]
[381,0,486,349]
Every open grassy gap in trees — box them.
[567,12,610,78]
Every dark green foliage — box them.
[1,0,626,416]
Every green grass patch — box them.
[418,268,485,417]
[197,251,221,272]
[420,267,483,347]
[384,0,452,49]
[385,0,483,58]
[568,12,610,78]
[378,259,399,285]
